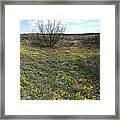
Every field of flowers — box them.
[20,45,100,100]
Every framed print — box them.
[0,0,119,119]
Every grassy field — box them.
[20,44,100,100]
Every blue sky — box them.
[20,19,100,34]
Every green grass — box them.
[20,45,100,100]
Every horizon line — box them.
[20,32,100,34]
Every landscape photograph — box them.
[20,19,100,100]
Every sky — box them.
[20,19,100,34]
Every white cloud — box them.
[21,19,100,33]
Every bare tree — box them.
[35,20,66,47]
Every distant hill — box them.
[20,33,100,48]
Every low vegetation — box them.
[20,44,100,100]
